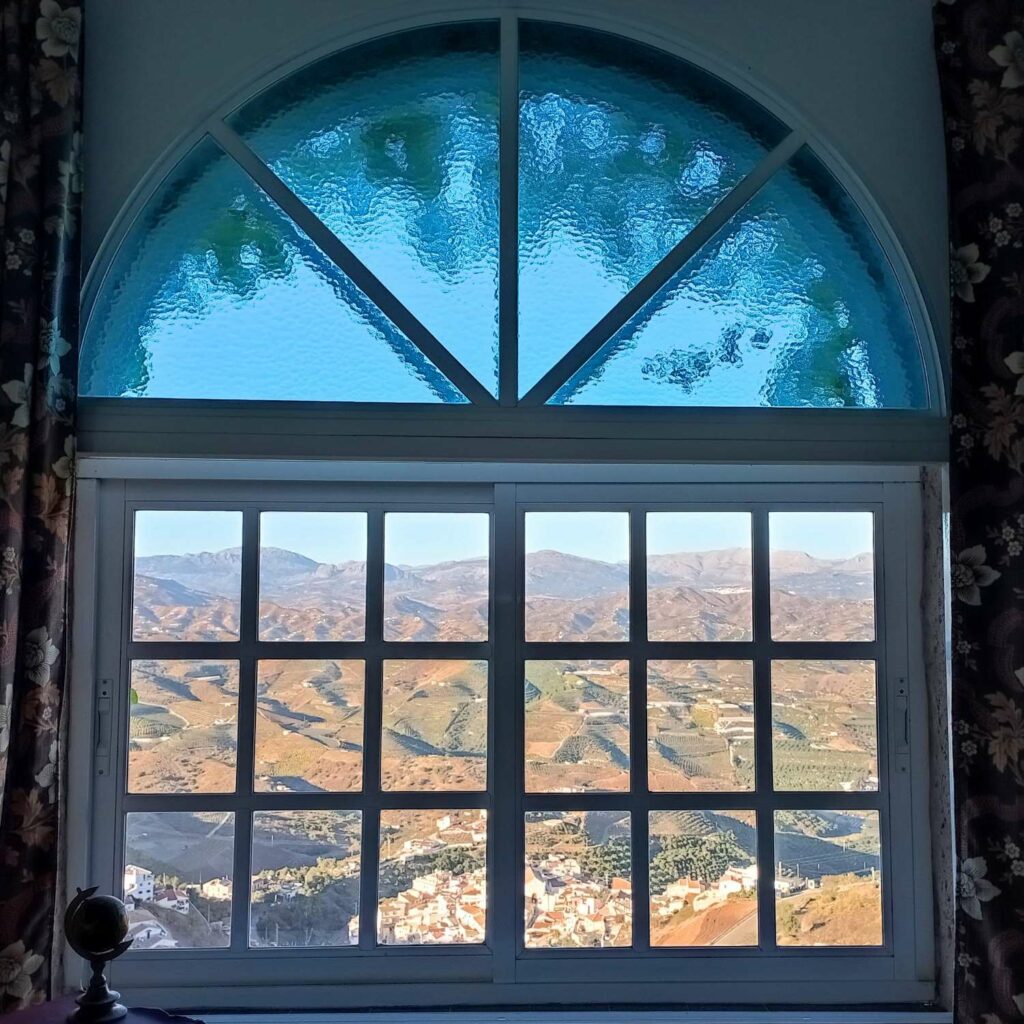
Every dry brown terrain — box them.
[651,898,757,947]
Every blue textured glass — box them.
[81,139,464,402]
[552,147,927,408]
[518,21,786,396]
[231,24,500,394]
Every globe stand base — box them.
[68,962,129,1024]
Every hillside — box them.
[130,541,874,797]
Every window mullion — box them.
[358,509,385,950]
[207,121,496,408]
[629,506,651,952]
[498,15,519,407]
[751,508,777,953]
[491,483,519,979]
[228,508,260,951]
[518,130,807,407]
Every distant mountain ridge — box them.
[133,544,873,643]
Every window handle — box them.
[894,681,910,754]
[95,678,112,777]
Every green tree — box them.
[649,831,746,891]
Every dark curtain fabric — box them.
[936,2,1024,1021]
[0,0,81,1013]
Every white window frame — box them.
[68,461,936,1010]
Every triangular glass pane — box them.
[231,23,500,395]
[518,21,786,396]
[551,147,928,408]
[82,138,466,402]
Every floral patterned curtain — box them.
[0,0,81,1013]
[935,2,1024,1021]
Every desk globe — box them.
[64,887,133,1024]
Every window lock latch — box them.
[95,678,113,777]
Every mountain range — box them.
[133,545,873,643]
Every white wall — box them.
[83,0,949,356]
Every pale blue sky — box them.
[525,512,629,561]
[134,510,242,558]
[385,512,489,566]
[647,512,750,556]
[134,508,872,563]
[261,512,366,563]
[769,511,873,560]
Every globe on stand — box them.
[64,887,133,1024]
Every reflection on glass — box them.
[259,512,367,641]
[381,661,487,791]
[524,660,629,792]
[250,810,361,947]
[647,661,754,792]
[375,809,487,944]
[255,661,365,793]
[132,510,242,642]
[551,148,926,409]
[127,661,239,794]
[123,811,234,949]
[524,512,629,641]
[649,810,757,946]
[81,139,462,403]
[233,25,501,393]
[518,21,784,395]
[772,660,877,792]
[525,810,632,948]
[774,810,882,946]
[384,512,490,641]
[770,511,875,641]
[647,513,752,641]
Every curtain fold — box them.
[0,0,81,1012]
[935,2,1024,1021]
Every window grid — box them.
[514,500,887,958]
[107,485,900,977]
[118,501,495,956]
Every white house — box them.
[123,864,155,902]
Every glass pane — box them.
[123,811,234,949]
[132,510,242,642]
[127,660,238,794]
[81,138,466,403]
[232,24,500,394]
[519,21,785,395]
[775,810,882,946]
[649,810,757,946]
[524,810,632,948]
[772,660,878,792]
[250,810,361,947]
[384,512,489,641]
[647,661,754,792]
[381,660,488,791]
[524,660,630,793]
[524,512,629,641]
[376,809,487,944]
[647,512,752,640]
[770,511,875,641]
[259,512,366,641]
[255,660,365,793]
[552,148,927,408]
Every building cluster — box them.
[350,814,489,944]
[351,866,487,944]
[123,863,234,950]
[524,853,632,948]
[650,862,757,922]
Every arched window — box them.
[81,21,937,415]
[75,18,941,1011]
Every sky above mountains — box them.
[134,509,873,565]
